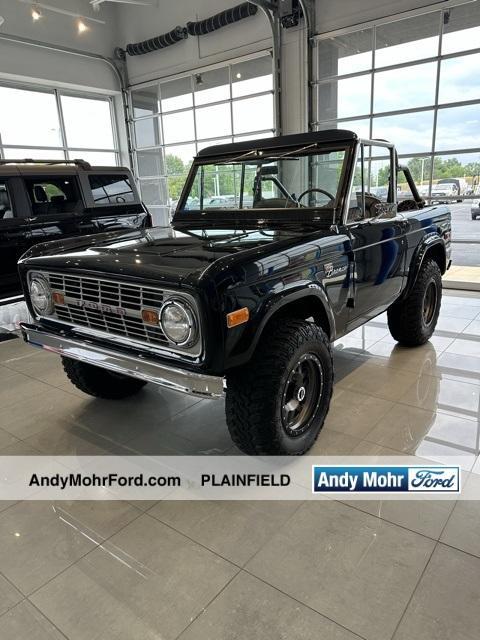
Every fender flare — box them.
[403,236,446,298]
[226,285,336,369]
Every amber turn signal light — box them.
[141,309,159,325]
[52,292,65,305]
[226,307,249,328]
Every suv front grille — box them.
[42,272,199,355]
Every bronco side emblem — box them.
[324,263,347,278]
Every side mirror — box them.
[372,202,397,220]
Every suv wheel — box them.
[225,319,333,455]
[62,357,147,399]
[387,258,442,346]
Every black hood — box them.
[20,226,310,288]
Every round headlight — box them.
[160,300,196,346]
[29,274,53,316]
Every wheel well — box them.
[423,243,446,275]
[263,295,332,339]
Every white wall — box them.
[0,0,120,93]
[117,0,272,86]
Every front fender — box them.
[224,285,335,370]
[403,235,446,298]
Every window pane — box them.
[233,94,273,134]
[317,28,372,78]
[160,77,192,112]
[194,68,230,105]
[317,119,371,140]
[139,178,167,205]
[0,181,12,217]
[442,3,480,55]
[136,149,164,177]
[433,153,479,191]
[375,12,439,67]
[233,131,273,142]
[148,206,170,226]
[439,53,480,105]
[436,104,480,151]
[318,75,371,120]
[374,62,436,112]
[372,111,434,154]
[134,117,162,148]
[71,151,117,166]
[162,110,194,144]
[88,174,134,204]
[24,177,82,215]
[2,148,65,160]
[164,143,195,169]
[399,157,432,195]
[61,96,114,149]
[0,87,61,146]
[131,85,159,118]
[197,137,232,152]
[367,158,391,200]
[195,103,231,139]
[231,56,273,97]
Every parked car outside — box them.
[471,186,480,219]
[0,159,151,301]
[431,181,460,203]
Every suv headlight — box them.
[160,299,197,346]
[29,273,54,316]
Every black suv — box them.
[19,131,451,455]
[0,159,150,301]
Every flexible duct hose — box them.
[187,2,257,36]
[126,26,187,57]
[124,3,258,56]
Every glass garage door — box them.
[130,52,274,226]
[314,1,480,272]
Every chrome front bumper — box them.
[20,323,225,398]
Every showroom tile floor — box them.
[0,290,479,639]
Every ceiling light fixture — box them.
[17,1,105,26]
[77,19,88,34]
[31,5,42,21]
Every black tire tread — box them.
[226,319,333,455]
[387,258,442,347]
[62,357,147,399]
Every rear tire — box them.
[225,320,333,455]
[62,357,147,399]
[387,258,442,347]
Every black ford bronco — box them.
[19,131,451,455]
[0,159,150,301]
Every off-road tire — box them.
[387,258,442,346]
[62,357,147,399]
[225,320,333,455]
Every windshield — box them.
[177,147,347,216]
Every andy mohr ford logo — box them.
[312,465,460,493]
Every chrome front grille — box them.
[41,272,198,355]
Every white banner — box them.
[1,455,479,500]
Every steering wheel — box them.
[297,188,335,205]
